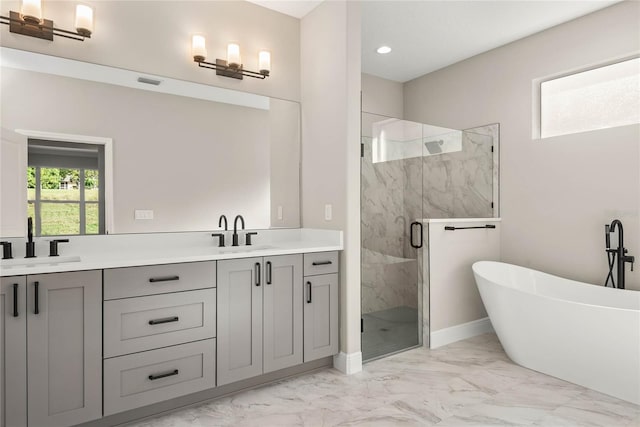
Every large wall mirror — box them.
[0,47,300,237]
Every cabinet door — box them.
[1,277,27,427]
[217,257,263,386]
[263,254,303,373]
[27,271,102,427]
[303,273,339,362]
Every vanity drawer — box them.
[104,289,216,358]
[104,261,216,300]
[104,339,216,416]
[304,252,339,276]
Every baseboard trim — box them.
[430,317,494,349]
[333,351,362,374]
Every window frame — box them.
[533,55,640,140]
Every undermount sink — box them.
[0,255,82,269]
[217,245,275,254]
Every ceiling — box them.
[248,1,621,83]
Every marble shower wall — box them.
[360,124,499,317]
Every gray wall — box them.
[404,2,640,290]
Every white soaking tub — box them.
[473,261,640,405]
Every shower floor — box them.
[362,305,420,361]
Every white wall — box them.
[0,1,300,101]
[361,73,403,118]
[301,0,362,363]
[404,2,640,290]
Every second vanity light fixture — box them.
[192,35,271,80]
[0,0,93,41]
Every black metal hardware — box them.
[49,239,69,257]
[491,202,494,209]
[255,262,261,286]
[1,241,12,259]
[266,261,272,285]
[211,233,225,247]
[148,369,179,381]
[361,143,364,158]
[306,281,312,304]
[25,217,35,258]
[33,281,39,315]
[233,215,245,246]
[410,221,423,249]
[0,11,91,41]
[195,58,269,80]
[246,232,258,246]
[13,283,18,317]
[444,225,497,231]
[312,260,332,266]
[149,276,180,283]
[606,220,635,289]
[218,215,228,231]
[148,316,179,325]
[361,318,364,333]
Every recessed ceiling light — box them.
[376,46,392,54]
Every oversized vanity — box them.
[0,229,342,427]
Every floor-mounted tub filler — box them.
[473,261,640,405]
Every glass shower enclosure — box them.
[361,113,494,361]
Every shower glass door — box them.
[361,114,425,361]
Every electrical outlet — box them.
[324,204,332,221]
[134,209,154,220]
[277,206,283,220]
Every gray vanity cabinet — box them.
[27,270,102,427]
[1,277,27,427]
[263,254,303,373]
[217,257,264,386]
[303,253,339,362]
[217,254,303,386]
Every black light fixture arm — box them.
[0,11,90,41]
[194,58,269,80]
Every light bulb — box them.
[75,5,93,37]
[258,51,271,75]
[227,43,241,68]
[192,35,207,61]
[20,0,42,23]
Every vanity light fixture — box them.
[192,35,270,80]
[0,0,93,41]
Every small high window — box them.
[540,57,640,138]
[27,140,105,236]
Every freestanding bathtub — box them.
[473,261,640,405]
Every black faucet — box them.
[608,219,635,289]
[218,215,228,231]
[25,217,36,258]
[212,215,229,247]
[49,239,69,257]
[0,241,12,259]
[232,215,245,246]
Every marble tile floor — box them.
[362,306,420,361]
[127,334,639,427]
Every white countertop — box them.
[0,228,343,277]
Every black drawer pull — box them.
[266,261,272,285]
[149,275,180,283]
[148,316,179,325]
[444,225,496,231]
[13,283,19,317]
[306,281,312,304]
[33,281,39,315]
[148,369,179,381]
[312,261,332,266]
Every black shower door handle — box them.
[410,221,423,249]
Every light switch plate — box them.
[324,204,332,221]
[135,209,154,220]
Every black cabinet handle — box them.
[306,281,312,304]
[33,281,39,315]
[148,316,179,325]
[410,222,423,249]
[255,262,261,286]
[444,225,496,231]
[149,276,180,283]
[12,283,18,317]
[266,261,272,285]
[312,261,332,266]
[148,369,179,381]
